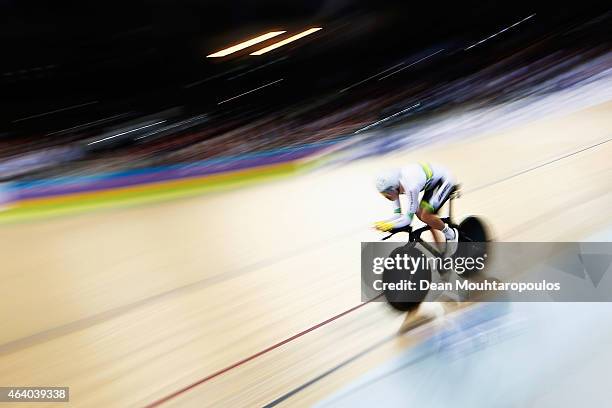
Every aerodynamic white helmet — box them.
[375,168,401,193]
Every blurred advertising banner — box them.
[0,182,13,211]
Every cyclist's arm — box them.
[380,199,403,224]
[389,172,425,228]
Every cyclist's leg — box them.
[416,182,444,242]
[426,176,455,213]
[417,176,456,240]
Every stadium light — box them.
[250,28,322,55]
[207,31,286,58]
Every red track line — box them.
[144,298,379,407]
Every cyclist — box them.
[374,163,458,245]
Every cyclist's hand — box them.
[374,221,394,232]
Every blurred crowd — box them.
[1,15,610,183]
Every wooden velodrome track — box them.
[0,101,610,407]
